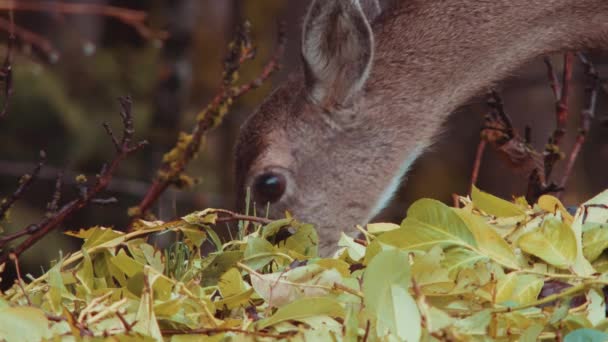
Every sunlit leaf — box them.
[0,307,51,342]
[519,218,577,269]
[583,227,608,262]
[454,309,491,335]
[250,263,342,307]
[495,273,543,305]
[376,284,421,341]
[565,328,608,342]
[379,199,477,251]
[471,186,526,217]
[538,195,574,224]
[454,208,519,269]
[257,297,345,329]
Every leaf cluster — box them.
[1,188,608,341]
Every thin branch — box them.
[213,209,273,225]
[46,171,63,215]
[0,150,45,221]
[0,17,14,118]
[10,252,31,305]
[0,159,209,202]
[0,0,166,40]
[559,53,600,193]
[0,97,147,262]
[131,22,286,224]
[554,52,574,146]
[470,139,486,193]
[545,52,574,179]
[161,328,295,339]
[544,56,561,101]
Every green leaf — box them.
[218,268,246,298]
[376,284,421,341]
[411,247,454,295]
[379,199,476,251]
[520,324,544,342]
[250,264,342,307]
[575,190,608,225]
[180,226,207,247]
[565,328,608,342]
[453,208,519,269]
[133,270,163,340]
[75,249,95,293]
[257,297,345,329]
[454,309,491,335]
[0,307,51,342]
[495,273,543,305]
[182,209,218,225]
[243,236,276,270]
[363,249,411,314]
[442,247,487,277]
[367,223,400,234]
[471,186,526,217]
[199,251,244,287]
[280,222,318,257]
[364,249,420,341]
[65,226,125,249]
[583,227,608,262]
[519,218,577,269]
[538,195,574,224]
[111,249,145,277]
[338,233,366,261]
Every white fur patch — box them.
[367,144,426,221]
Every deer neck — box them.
[354,0,607,217]
[365,0,607,124]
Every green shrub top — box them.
[1,187,608,341]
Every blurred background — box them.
[0,0,606,286]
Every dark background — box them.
[0,0,606,285]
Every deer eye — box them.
[253,172,286,205]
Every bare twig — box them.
[0,0,166,41]
[0,17,14,119]
[131,22,286,224]
[0,150,45,221]
[161,328,295,339]
[544,52,574,179]
[0,97,147,262]
[46,171,63,215]
[470,139,486,192]
[559,53,600,193]
[10,252,31,305]
[544,56,561,100]
[213,209,273,225]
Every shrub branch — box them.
[0,97,147,263]
[130,22,286,224]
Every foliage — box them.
[1,188,608,341]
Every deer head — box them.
[235,0,608,255]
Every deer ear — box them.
[360,0,382,22]
[302,0,374,108]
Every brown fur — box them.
[235,0,608,256]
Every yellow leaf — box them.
[0,307,51,342]
[471,186,526,218]
[538,195,574,225]
[257,297,345,329]
[495,273,543,305]
[583,227,608,262]
[518,218,577,269]
[367,222,400,234]
[453,208,520,269]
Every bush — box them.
[1,187,607,341]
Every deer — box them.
[234,0,608,256]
